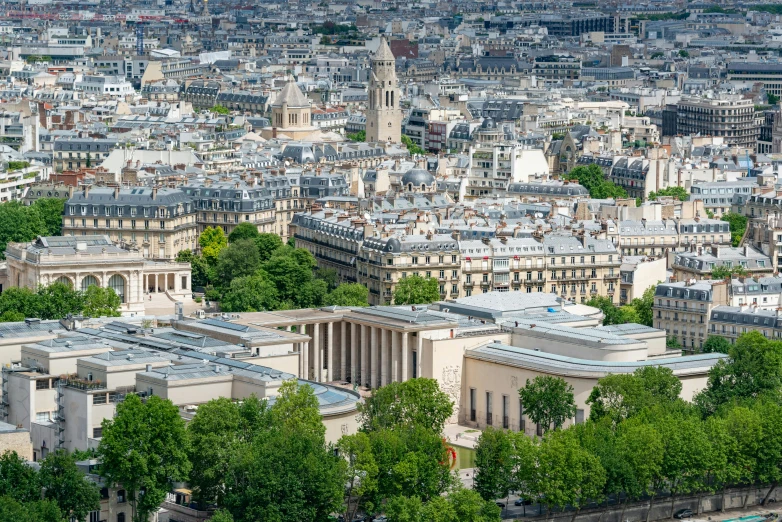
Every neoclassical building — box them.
[2,236,192,316]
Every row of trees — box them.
[0,281,121,322]
[0,450,100,522]
[94,378,499,522]
[0,198,65,258]
[474,331,782,518]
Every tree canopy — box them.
[518,375,577,432]
[98,394,191,522]
[393,275,441,305]
[721,212,748,247]
[0,281,121,321]
[564,164,628,200]
[648,186,688,202]
[0,198,65,258]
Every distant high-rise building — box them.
[366,37,401,144]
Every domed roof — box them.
[401,169,435,187]
[481,117,497,129]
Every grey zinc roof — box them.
[508,320,647,348]
[466,342,727,378]
[710,306,782,327]
[0,319,65,339]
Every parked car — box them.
[496,502,506,509]
[515,498,532,506]
[674,509,694,519]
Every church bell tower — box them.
[366,36,401,144]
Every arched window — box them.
[81,275,99,292]
[117,513,125,522]
[53,276,72,287]
[108,275,125,303]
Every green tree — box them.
[347,130,366,142]
[721,212,748,247]
[255,233,284,262]
[0,201,46,258]
[711,264,749,279]
[338,432,379,521]
[358,378,453,434]
[534,429,606,517]
[509,432,538,508]
[227,222,260,243]
[215,239,261,287]
[386,495,424,522]
[702,335,731,354]
[667,336,682,350]
[262,246,327,308]
[564,164,628,200]
[392,275,440,305]
[474,428,515,502]
[587,367,681,424]
[212,104,230,115]
[220,272,279,312]
[82,286,122,318]
[449,488,502,522]
[615,419,664,519]
[769,93,780,105]
[31,198,66,236]
[187,397,241,506]
[0,287,39,318]
[38,450,100,522]
[678,49,689,58]
[324,283,369,307]
[586,295,623,325]
[649,410,711,519]
[648,186,688,201]
[518,376,577,433]
[209,510,234,522]
[629,285,657,327]
[98,395,191,522]
[0,451,40,502]
[0,496,62,522]
[223,381,345,522]
[35,281,84,319]
[0,310,24,322]
[401,135,426,155]
[199,226,228,266]
[315,267,340,291]
[176,250,210,288]
[695,331,782,416]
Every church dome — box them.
[481,117,497,129]
[401,169,435,187]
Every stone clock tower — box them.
[366,36,401,144]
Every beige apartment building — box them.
[62,187,198,261]
[293,210,624,305]
[652,279,729,352]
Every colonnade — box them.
[291,322,424,387]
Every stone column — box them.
[380,329,388,387]
[326,322,334,382]
[340,322,347,382]
[350,322,357,383]
[301,325,309,380]
[370,326,378,389]
[401,332,408,381]
[360,324,368,387]
[391,330,400,383]
[312,323,321,382]
[416,333,423,379]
